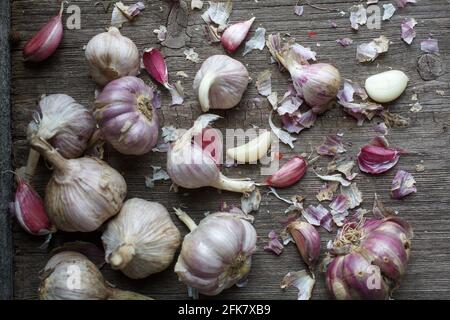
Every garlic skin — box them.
[175,211,257,296]
[167,114,255,193]
[85,27,140,86]
[102,198,181,279]
[226,130,271,163]
[193,55,249,112]
[94,76,159,155]
[30,137,127,232]
[39,252,151,300]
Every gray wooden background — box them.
[4,0,450,299]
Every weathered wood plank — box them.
[0,0,13,300]
[8,0,450,300]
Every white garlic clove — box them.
[102,198,181,279]
[226,131,271,163]
[365,70,409,103]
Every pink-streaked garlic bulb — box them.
[174,209,257,296]
[94,76,159,155]
[193,55,249,112]
[102,198,181,279]
[85,27,140,86]
[25,94,96,180]
[326,216,413,300]
[167,114,255,193]
[39,251,152,300]
[30,136,127,232]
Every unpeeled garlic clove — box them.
[287,221,321,270]
[365,70,409,103]
[221,17,255,53]
[23,2,64,62]
[226,130,271,163]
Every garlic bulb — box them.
[94,76,160,155]
[167,114,255,193]
[39,251,152,300]
[25,94,96,180]
[193,55,249,112]
[174,209,257,296]
[102,198,181,279]
[30,136,127,232]
[85,27,140,86]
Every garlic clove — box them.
[221,17,255,53]
[142,48,169,86]
[265,156,308,188]
[226,130,271,163]
[364,70,409,103]
[23,2,64,62]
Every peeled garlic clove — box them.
[39,252,152,300]
[365,70,409,103]
[102,198,181,279]
[226,130,271,163]
[174,210,257,296]
[85,27,140,86]
[193,55,249,112]
[30,137,127,232]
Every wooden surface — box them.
[8,0,450,299]
[1,0,13,300]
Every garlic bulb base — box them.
[198,72,217,112]
[110,244,135,270]
[212,173,256,194]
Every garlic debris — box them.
[102,198,181,279]
[193,55,249,112]
[85,27,140,86]
[30,137,127,232]
[226,130,271,163]
[174,209,257,296]
[39,252,152,300]
[365,70,409,103]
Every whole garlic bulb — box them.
[193,55,249,112]
[94,76,160,155]
[30,136,127,232]
[85,27,140,86]
[39,251,151,300]
[102,198,181,279]
[174,210,257,296]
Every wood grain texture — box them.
[8,0,450,300]
[0,0,13,300]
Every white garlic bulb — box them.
[30,136,127,232]
[102,198,181,279]
[174,210,257,296]
[85,27,140,86]
[193,55,249,112]
[39,251,151,300]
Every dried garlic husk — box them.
[39,252,152,300]
[102,198,181,279]
[30,137,127,232]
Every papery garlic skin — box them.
[39,252,151,300]
[30,137,127,232]
[23,3,64,62]
[193,55,249,112]
[94,76,159,155]
[102,198,181,279]
[27,94,96,159]
[85,27,140,86]
[175,213,257,296]
[326,216,413,300]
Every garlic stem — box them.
[110,244,135,270]
[29,136,67,172]
[24,149,41,182]
[174,208,198,231]
[198,72,217,112]
[212,173,255,193]
[109,288,153,300]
